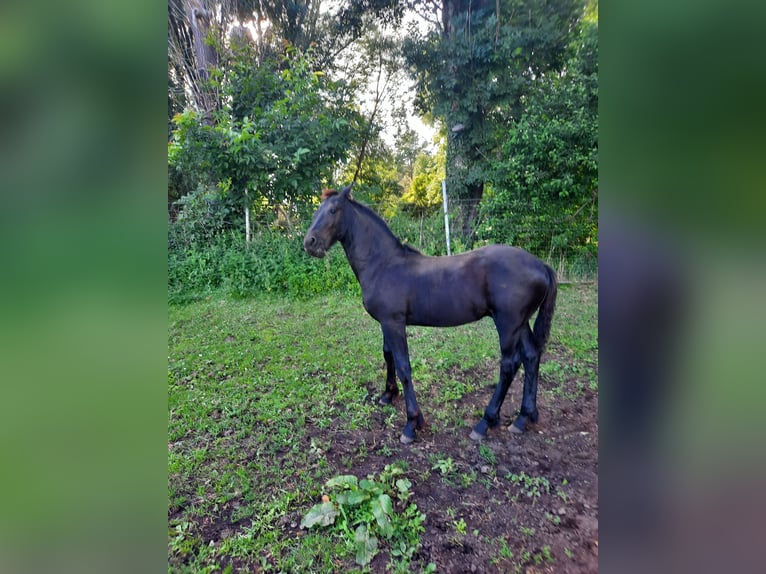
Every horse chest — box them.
[362,287,408,323]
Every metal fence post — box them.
[442,180,451,256]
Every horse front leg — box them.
[381,322,424,444]
[378,331,399,405]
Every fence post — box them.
[442,180,451,256]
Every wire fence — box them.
[169,196,597,283]
[383,200,596,282]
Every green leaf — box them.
[354,524,378,566]
[336,490,369,506]
[325,475,358,490]
[395,478,411,495]
[347,490,370,505]
[359,478,380,492]
[371,494,394,537]
[300,502,338,529]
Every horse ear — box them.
[340,183,353,199]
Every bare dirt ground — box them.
[304,354,597,573]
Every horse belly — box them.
[407,287,488,327]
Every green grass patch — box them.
[168,284,597,571]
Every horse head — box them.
[304,184,353,258]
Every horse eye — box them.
[330,207,337,214]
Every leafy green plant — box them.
[431,455,455,476]
[545,512,562,526]
[506,472,551,504]
[459,470,477,488]
[478,443,497,466]
[300,465,424,567]
[491,536,514,563]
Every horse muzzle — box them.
[303,234,326,258]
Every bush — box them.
[168,226,359,304]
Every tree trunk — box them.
[442,0,493,245]
[460,181,483,245]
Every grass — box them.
[168,283,597,572]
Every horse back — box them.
[366,245,549,327]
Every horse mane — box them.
[318,187,421,255]
[348,198,422,255]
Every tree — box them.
[478,0,598,261]
[168,0,230,119]
[400,140,446,216]
[404,0,582,242]
[169,47,364,243]
[342,28,403,185]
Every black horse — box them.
[304,184,557,444]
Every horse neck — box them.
[339,203,405,282]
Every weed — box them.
[545,512,562,526]
[459,470,477,488]
[478,443,497,465]
[506,471,551,503]
[479,475,496,490]
[300,465,424,568]
[490,535,515,567]
[499,537,514,560]
[377,444,394,457]
[431,455,456,476]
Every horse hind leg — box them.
[510,326,541,434]
[470,325,523,441]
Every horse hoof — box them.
[471,418,489,440]
[378,392,398,406]
[509,423,524,434]
[469,429,485,442]
[400,433,415,445]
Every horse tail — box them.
[533,264,557,352]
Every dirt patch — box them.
[310,360,598,573]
